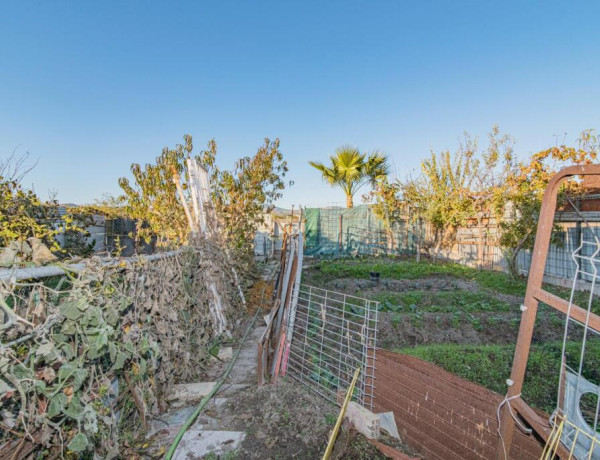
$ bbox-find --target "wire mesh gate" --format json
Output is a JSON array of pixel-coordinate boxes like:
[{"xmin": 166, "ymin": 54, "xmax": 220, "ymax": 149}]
[{"xmin": 285, "ymin": 284, "xmax": 378, "ymax": 410}]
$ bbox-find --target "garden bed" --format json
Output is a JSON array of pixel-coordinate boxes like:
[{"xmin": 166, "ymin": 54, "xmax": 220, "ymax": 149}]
[{"xmin": 302, "ymin": 256, "xmax": 595, "ymax": 413}]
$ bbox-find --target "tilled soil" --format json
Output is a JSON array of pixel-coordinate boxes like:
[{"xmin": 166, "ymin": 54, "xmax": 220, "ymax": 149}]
[
  {"xmin": 378, "ymin": 310, "xmax": 568, "ymax": 349},
  {"xmin": 318, "ymin": 276, "xmax": 523, "ymax": 305},
  {"xmin": 222, "ymin": 378, "xmax": 335, "ymax": 459},
  {"xmin": 220, "ymin": 378, "xmax": 406, "ymax": 459},
  {"xmin": 306, "ymin": 275, "xmax": 570, "ymax": 350}
]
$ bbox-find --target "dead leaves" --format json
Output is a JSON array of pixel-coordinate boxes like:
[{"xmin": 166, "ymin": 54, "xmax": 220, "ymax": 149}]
[
  {"xmin": 1, "ymin": 243, "xmax": 239, "ymax": 458},
  {"xmin": 36, "ymin": 367, "xmax": 56, "ymax": 384}
]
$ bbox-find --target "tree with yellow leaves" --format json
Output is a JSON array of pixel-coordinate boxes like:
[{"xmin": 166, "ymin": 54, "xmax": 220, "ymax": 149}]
[{"xmin": 499, "ymin": 130, "xmax": 598, "ymax": 277}]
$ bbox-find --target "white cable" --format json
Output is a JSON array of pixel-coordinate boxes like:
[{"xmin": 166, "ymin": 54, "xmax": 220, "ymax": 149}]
[{"xmin": 496, "ymin": 392, "xmax": 532, "ymax": 460}]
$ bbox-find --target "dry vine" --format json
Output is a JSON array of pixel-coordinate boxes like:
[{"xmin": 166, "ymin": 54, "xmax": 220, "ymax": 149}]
[{"xmin": 0, "ymin": 240, "xmax": 241, "ymax": 458}]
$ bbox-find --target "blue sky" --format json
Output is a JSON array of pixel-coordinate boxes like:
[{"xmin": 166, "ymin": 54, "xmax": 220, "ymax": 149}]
[{"xmin": 1, "ymin": 1, "xmax": 599, "ymax": 208}]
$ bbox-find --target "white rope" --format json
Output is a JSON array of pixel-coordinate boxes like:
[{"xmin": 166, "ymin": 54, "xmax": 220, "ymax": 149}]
[{"xmin": 496, "ymin": 384, "xmax": 532, "ymax": 460}]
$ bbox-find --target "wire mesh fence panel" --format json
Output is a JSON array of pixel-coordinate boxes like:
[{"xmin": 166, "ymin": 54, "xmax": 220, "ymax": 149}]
[
  {"xmin": 286, "ymin": 284, "xmax": 378, "ymax": 409},
  {"xmin": 545, "ymin": 238, "xmax": 600, "ymax": 459},
  {"xmin": 515, "ymin": 224, "xmax": 599, "ymax": 283}
]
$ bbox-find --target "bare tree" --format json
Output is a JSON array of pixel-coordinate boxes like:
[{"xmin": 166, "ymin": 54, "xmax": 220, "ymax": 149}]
[{"xmin": 0, "ymin": 147, "xmax": 38, "ymax": 182}]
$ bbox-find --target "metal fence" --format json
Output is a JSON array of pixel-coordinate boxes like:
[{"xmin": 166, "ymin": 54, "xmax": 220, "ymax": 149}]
[
  {"xmin": 285, "ymin": 284, "xmax": 379, "ymax": 409},
  {"xmin": 303, "ymin": 205, "xmax": 418, "ymax": 257}
]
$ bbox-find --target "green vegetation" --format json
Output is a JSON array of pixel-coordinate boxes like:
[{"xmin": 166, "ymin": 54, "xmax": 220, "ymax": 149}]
[
  {"xmin": 0, "ymin": 154, "xmax": 93, "ymax": 260},
  {"xmin": 119, "ymin": 134, "xmax": 287, "ymax": 256},
  {"xmin": 498, "ymin": 130, "xmax": 599, "ymax": 277},
  {"xmin": 373, "ymin": 289, "xmax": 513, "ymax": 314},
  {"xmin": 324, "ymin": 413, "xmax": 337, "ymax": 426},
  {"xmin": 308, "ymin": 257, "xmax": 527, "ymax": 296},
  {"xmin": 360, "ymin": 126, "xmax": 599, "ymax": 277},
  {"xmin": 397, "ymin": 340, "xmax": 600, "ymax": 414},
  {"xmin": 309, "ymin": 146, "xmax": 389, "ymax": 208}
]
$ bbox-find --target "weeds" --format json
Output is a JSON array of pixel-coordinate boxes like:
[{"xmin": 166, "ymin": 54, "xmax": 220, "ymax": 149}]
[{"xmin": 324, "ymin": 413, "xmax": 337, "ymax": 426}]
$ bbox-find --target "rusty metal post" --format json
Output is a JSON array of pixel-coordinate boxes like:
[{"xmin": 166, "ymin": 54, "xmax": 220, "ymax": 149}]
[{"xmin": 496, "ymin": 165, "xmax": 600, "ymax": 459}]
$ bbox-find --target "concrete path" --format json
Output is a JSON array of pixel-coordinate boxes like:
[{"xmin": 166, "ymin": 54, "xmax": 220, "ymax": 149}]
[{"xmin": 148, "ymin": 325, "xmax": 265, "ymax": 459}]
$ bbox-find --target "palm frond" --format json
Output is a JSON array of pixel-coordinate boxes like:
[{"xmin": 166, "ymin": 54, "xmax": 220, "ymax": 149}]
[{"xmin": 309, "ymin": 146, "xmax": 390, "ymax": 206}]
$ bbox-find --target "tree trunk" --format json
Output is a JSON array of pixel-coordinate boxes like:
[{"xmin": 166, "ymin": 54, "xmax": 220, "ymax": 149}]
[
  {"xmin": 346, "ymin": 194, "xmax": 354, "ymax": 208},
  {"xmin": 477, "ymin": 216, "xmax": 484, "ymax": 271},
  {"xmin": 433, "ymin": 228, "xmax": 442, "ymax": 261},
  {"xmin": 386, "ymin": 227, "xmax": 394, "ymax": 254},
  {"xmin": 416, "ymin": 218, "xmax": 422, "ymax": 263},
  {"xmin": 507, "ymin": 230, "xmax": 532, "ymax": 279}
]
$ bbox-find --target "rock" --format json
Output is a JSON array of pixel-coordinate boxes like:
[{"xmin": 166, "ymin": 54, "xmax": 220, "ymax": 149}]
[{"xmin": 173, "ymin": 430, "xmax": 245, "ymax": 459}]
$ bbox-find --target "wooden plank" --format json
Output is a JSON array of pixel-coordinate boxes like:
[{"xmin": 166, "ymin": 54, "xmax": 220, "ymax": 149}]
[
  {"xmin": 533, "ymin": 287, "xmax": 600, "ymax": 333},
  {"xmin": 512, "ymin": 397, "xmax": 571, "ymax": 459},
  {"xmin": 345, "ymin": 401, "xmax": 380, "ymax": 439},
  {"xmin": 367, "ymin": 439, "xmax": 421, "ymax": 460}
]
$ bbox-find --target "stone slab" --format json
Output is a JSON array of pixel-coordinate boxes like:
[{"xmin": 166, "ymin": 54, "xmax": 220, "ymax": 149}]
[{"xmin": 173, "ymin": 430, "xmax": 246, "ymax": 459}]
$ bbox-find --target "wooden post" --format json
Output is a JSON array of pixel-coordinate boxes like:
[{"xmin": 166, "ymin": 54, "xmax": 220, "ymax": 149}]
[
  {"xmin": 478, "ymin": 217, "xmax": 484, "ymax": 270},
  {"xmin": 338, "ymin": 214, "xmax": 343, "ymax": 255},
  {"xmin": 416, "ymin": 218, "xmax": 422, "ymax": 263}
]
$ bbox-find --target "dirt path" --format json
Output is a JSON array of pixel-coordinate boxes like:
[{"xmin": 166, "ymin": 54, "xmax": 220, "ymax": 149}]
[{"xmin": 145, "ymin": 324, "xmax": 343, "ymax": 459}]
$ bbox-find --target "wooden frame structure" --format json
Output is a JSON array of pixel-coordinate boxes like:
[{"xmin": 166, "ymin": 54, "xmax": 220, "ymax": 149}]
[{"xmin": 497, "ymin": 165, "xmax": 600, "ymax": 459}]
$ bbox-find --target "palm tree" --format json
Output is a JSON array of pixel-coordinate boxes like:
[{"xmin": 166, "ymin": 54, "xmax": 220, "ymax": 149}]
[{"xmin": 309, "ymin": 146, "xmax": 390, "ymax": 207}]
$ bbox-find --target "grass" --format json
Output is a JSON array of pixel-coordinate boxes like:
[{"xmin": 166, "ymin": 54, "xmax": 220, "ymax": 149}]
[{"xmin": 395, "ymin": 340, "xmax": 600, "ymax": 414}]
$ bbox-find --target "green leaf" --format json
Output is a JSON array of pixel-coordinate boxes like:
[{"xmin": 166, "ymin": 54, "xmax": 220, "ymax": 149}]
[
  {"xmin": 140, "ymin": 336, "xmax": 150, "ymax": 354},
  {"xmin": 52, "ymin": 333, "xmax": 68, "ymax": 343},
  {"xmin": 96, "ymin": 329, "xmax": 108, "ymax": 348},
  {"xmin": 63, "ymin": 395, "xmax": 84, "ymax": 419},
  {"xmin": 0, "ymin": 357, "xmax": 10, "ymax": 373},
  {"xmin": 60, "ymin": 320, "xmax": 77, "ymax": 335},
  {"xmin": 58, "ymin": 362, "xmax": 87, "ymax": 389},
  {"xmin": 84, "ymin": 306, "xmax": 103, "ymax": 327},
  {"xmin": 58, "ymin": 362, "xmax": 76, "ymax": 380},
  {"xmin": 35, "ymin": 342, "xmax": 55, "ymax": 357},
  {"xmin": 48, "ymin": 393, "xmax": 67, "ymax": 417},
  {"xmin": 105, "ymin": 305, "xmax": 119, "ymax": 326},
  {"xmin": 113, "ymin": 351, "xmax": 127, "ymax": 370},
  {"xmin": 67, "ymin": 432, "xmax": 88, "ymax": 452},
  {"xmin": 119, "ymin": 297, "xmax": 129, "ymax": 311},
  {"xmin": 139, "ymin": 358, "xmax": 147, "ymax": 375},
  {"xmin": 33, "ymin": 380, "xmax": 52, "ymax": 397},
  {"xmin": 59, "ymin": 342, "xmax": 76, "ymax": 360},
  {"xmin": 108, "ymin": 342, "xmax": 117, "ymax": 362},
  {"xmin": 75, "ymin": 298, "xmax": 88, "ymax": 311},
  {"xmin": 59, "ymin": 301, "xmax": 83, "ymax": 320},
  {"xmin": 124, "ymin": 341, "xmax": 135, "ymax": 354},
  {"xmin": 0, "ymin": 379, "xmax": 15, "ymax": 397},
  {"xmin": 12, "ymin": 363, "xmax": 34, "ymax": 380}
]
